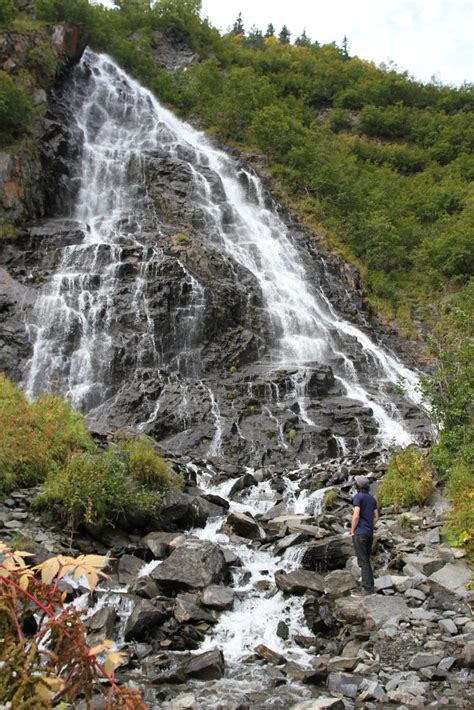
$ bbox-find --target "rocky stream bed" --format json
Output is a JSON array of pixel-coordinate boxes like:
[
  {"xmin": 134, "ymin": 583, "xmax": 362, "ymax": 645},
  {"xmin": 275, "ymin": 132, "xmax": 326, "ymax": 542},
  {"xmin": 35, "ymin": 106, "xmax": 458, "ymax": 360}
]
[{"xmin": 2, "ymin": 451, "xmax": 472, "ymax": 710}]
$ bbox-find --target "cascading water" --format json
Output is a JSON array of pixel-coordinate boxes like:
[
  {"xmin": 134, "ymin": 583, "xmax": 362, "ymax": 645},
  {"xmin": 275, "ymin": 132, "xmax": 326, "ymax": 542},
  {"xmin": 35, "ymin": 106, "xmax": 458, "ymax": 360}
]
[{"xmin": 23, "ymin": 49, "xmax": 427, "ymax": 453}]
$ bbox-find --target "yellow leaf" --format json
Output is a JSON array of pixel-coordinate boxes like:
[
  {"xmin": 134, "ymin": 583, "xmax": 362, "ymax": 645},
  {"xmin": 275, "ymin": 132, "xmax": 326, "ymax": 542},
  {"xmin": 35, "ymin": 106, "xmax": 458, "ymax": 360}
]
[
  {"xmin": 19, "ymin": 574, "xmax": 30, "ymax": 591},
  {"xmin": 89, "ymin": 639, "xmax": 113, "ymax": 656},
  {"xmin": 40, "ymin": 558, "xmax": 60, "ymax": 586},
  {"xmin": 82, "ymin": 554, "xmax": 109, "ymax": 569}
]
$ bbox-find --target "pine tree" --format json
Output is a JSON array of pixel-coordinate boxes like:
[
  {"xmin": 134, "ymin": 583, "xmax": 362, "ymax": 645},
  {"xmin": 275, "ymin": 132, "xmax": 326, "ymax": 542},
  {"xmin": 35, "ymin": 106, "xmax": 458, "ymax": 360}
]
[
  {"xmin": 295, "ymin": 29, "xmax": 311, "ymax": 47},
  {"xmin": 245, "ymin": 25, "xmax": 264, "ymax": 49},
  {"xmin": 342, "ymin": 35, "xmax": 350, "ymax": 60},
  {"xmin": 265, "ymin": 23, "xmax": 275, "ymax": 38},
  {"xmin": 279, "ymin": 25, "xmax": 291, "ymax": 44},
  {"xmin": 231, "ymin": 12, "xmax": 244, "ymax": 36}
]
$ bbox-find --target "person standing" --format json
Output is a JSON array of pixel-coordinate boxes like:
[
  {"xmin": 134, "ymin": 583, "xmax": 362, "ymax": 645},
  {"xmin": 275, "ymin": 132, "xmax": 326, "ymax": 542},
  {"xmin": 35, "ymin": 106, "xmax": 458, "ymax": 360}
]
[{"xmin": 351, "ymin": 475, "xmax": 378, "ymax": 594}]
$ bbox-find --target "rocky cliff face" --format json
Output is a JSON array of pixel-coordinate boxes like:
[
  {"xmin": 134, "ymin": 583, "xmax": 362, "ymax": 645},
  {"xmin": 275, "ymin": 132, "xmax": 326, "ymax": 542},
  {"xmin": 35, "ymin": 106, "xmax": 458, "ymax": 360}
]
[
  {"xmin": 0, "ymin": 43, "xmax": 431, "ymax": 470},
  {"xmin": 0, "ymin": 21, "xmax": 88, "ymax": 225}
]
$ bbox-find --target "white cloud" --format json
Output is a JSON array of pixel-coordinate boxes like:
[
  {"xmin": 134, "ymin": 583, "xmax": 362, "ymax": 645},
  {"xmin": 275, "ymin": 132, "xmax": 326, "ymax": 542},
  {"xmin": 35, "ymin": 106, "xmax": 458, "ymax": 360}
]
[{"xmin": 200, "ymin": 0, "xmax": 473, "ymax": 85}]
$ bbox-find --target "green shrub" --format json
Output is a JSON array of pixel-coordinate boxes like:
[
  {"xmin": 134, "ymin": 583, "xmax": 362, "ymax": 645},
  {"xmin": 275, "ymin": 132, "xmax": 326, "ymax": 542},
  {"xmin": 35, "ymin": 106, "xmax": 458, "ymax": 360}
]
[
  {"xmin": 28, "ymin": 42, "xmax": 57, "ymax": 86},
  {"xmin": 328, "ymin": 108, "xmax": 352, "ymax": 133},
  {"xmin": 0, "ymin": 71, "xmax": 35, "ymax": 145},
  {"xmin": 0, "ymin": 375, "xmax": 94, "ymax": 493},
  {"xmin": 322, "ymin": 489, "xmax": 337, "ymax": 510},
  {"xmin": 0, "ymin": 0, "xmax": 17, "ymax": 26},
  {"xmin": 117, "ymin": 435, "xmax": 176, "ymax": 490},
  {"xmin": 377, "ymin": 446, "xmax": 434, "ymax": 509},
  {"xmin": 443, "ymin": 461, "xmax": 474, "ymax": 556},
  {"xmin": 0, "ymin": 221, "xmax": 18, "ymax": 240},
  {"xmin": 34, "ymin": 450, "xmax": 164, "ymax": 529}
]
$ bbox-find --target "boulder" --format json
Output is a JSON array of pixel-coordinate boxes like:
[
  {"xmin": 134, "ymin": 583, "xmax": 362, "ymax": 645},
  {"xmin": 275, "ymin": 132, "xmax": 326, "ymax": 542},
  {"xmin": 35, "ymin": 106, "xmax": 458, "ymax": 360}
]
[
  {"xmin": 182, "ymin": 648, "xmax": 225, "ymax": 680},
  {"xmin": 323, "ymin": 569, "xmax": 357, "ymax": 596},
  {"xmin": 201, "ymin": 585, "xmax": 234, "ymax": 610},
  {"xmin": 428, "ymin": 561, "xmax": 471, "ymax": 596},
  {"xmin": 334, "ymin": 594, "xmax": 410, "ymax": 629},
  {"xmin": 402, "ymin": 554, "xmax": 445, "ymax": 577},
  {"xmin": 86, "ymin": 607, "xmax": 117, "ymax": 639},
  {"xmin": 117, "ymin": 555, "xmax": 145, "ymax": 585},
  {"xmin": 124, "ymin": 599, "xmax": 168, "ymax": 641},
  {"xmin": 327, "ymin": 672, "xmax": 362, "ymax": 699},
  {"xmin": 143, "ymin": 532, "xmax": 181, "ymax": 559},
  {"xmin": 174, "ymin": 594, "xmax": 216, "ymax": 624},
  {"xmin": 254, "ymin": 644, "xmax": 285, "ymax": 665},
  {"xmin": 226, "ymin": 511, "xmax": 264, "ymax": 540},
  {"xmin": 275, "ymin": 570, "xmax": 325, "ymax": 595},
  {"xmin": 302, "ymin": 535, "xmax": 353, "ymax": 571},
  {"xmin": 151, "ymin": 539, "xmax": 227, "ymax": 590},
  {"xmin": 409, "ymin": 652, "xmax": 443, "ymax": 669}
]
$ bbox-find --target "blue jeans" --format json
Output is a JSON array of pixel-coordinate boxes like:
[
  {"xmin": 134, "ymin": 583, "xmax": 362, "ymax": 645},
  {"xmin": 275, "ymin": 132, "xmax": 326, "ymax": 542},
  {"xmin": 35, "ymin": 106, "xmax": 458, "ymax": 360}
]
[{"xmin": 353, "ymin": 534, "xmax": 374, "ymax": 592}]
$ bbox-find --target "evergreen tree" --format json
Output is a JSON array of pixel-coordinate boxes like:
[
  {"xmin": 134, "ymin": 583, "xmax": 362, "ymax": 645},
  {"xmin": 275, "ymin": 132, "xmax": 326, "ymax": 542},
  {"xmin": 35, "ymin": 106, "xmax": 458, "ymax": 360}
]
[
  {"xmin": 279, "ymin": 25, "xmax": 291, "ymax": 44},
  {"xmin": 265, "ymin": 23, "xmax": 275, "ymax": 38},
  {"xmin": 245, "ymin": 25, "xmax": 264, "ymax": 49},
  {"xmin": 231, "ymin": 11, "xmax": 244, "ymax": 36},
  {"xmin": 295, "ymin": 29, "xmax": 311, "ymax": 47},
  {"xmin": 342, "ymin": 35, "xmax": 350, "ymax": 60}
]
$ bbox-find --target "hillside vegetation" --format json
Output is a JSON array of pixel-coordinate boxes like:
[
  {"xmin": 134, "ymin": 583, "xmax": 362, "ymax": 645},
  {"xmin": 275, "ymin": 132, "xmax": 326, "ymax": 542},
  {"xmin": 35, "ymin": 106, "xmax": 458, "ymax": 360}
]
[{"xmin": 1, "ymin": 0, "xmax": 472, "ymax": 551}]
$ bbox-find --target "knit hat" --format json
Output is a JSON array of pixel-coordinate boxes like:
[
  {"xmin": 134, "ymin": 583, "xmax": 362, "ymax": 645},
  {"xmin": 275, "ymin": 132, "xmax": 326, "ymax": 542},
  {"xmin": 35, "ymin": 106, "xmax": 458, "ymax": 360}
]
[{"xmin": 355, "ymin": 475, "xmax": 370, "ymax": 489}]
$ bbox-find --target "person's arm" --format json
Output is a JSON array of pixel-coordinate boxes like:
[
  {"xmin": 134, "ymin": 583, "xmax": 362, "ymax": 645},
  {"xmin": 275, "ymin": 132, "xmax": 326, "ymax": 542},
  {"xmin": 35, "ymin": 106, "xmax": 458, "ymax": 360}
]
[
  {"xmin": 374, "ymin": 507, "xmax": 379, "ymax": 525},
  {"xmin": 351, "ymin": 506, "xmax": 360, "ymax": 535}
]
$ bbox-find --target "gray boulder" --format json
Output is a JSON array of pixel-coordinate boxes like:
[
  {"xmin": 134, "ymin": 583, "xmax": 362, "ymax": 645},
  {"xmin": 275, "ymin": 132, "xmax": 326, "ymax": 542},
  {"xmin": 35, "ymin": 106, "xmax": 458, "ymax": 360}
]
[
  {"xmin": 275, "ymin": 570, "xmax": 325, "ymax": 595},
  {"xmin": 182, "ymin": 648, "xmax": 225, "ymax": 680},
  {"xmin": 151, "ymin": 539, "xmax": 227, "ymax": 590},
  {"xmin": 201, "ymin": 585, "xmax": 234, "ymax": 609},
  {"xmin": 124, "ymin": 599, "xmax": 168, "ymax": 641}
]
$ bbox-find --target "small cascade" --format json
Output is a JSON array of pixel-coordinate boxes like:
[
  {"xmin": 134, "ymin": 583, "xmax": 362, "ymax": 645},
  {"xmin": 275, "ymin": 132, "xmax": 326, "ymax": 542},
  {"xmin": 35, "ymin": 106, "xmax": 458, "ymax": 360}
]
[{"xmin": 206, "ymin": 386, "xmax": 224, "ymax": 458}]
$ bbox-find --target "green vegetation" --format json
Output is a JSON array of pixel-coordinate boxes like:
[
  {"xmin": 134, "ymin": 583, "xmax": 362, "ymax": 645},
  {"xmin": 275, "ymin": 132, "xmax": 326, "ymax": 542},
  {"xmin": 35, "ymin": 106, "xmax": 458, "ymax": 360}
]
[
  {"xmin": 422, "ymin": 283, "xmax": 474, "ymax": 556},
  {"xmin": 377, "ymin": 446, "xmax": 434, "ymax": 509},
  {"xmin": 0, "ymin": 71, "xmax": 35, "ymax": 145},
  {"xmin": 27, "ymin": 41, "xmax": 57, "ymax": 86},
  {"xmin": 322, "ymin": 489, "xmax": 338, "ymax": 510},
  {"xmin": 0, "ymin": 374, "xmax": 93, "ymax": 493},
  {"xmin": 0, "ymin": 376, "xmax": 179, "ymax": 529},
  {"xmin": 0, "ymin": 221, "xmax": 18, "ymax": 240},
  {"xmin": 0, "ymin": 0, "xmax": 17, "ymax": 26}
]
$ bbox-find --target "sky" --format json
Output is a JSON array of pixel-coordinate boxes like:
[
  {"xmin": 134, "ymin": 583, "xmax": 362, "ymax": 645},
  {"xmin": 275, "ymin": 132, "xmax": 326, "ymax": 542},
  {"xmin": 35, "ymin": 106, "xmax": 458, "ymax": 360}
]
[{"xmin": 200, "ymin": 0, "xmax": 473, "ymax": 86}]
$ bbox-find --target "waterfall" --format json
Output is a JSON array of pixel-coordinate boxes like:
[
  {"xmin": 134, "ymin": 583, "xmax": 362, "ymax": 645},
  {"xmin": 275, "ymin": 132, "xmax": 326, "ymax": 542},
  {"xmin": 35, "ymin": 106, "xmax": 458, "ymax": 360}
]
[{"xmin": 24, "ymin": 49, "xmax": 427, "ymax": 453}]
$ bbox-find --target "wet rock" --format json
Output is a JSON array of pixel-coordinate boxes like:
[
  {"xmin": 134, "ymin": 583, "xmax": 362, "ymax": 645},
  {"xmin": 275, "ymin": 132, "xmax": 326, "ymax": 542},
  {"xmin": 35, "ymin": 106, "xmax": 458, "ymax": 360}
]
[
  {"xmin": 182, "ymin": 648, "xmax": 225, "ymax": 680},
  {"xmin": 201, "ymin": 585, "xmax": 234, "ymax": 609},
  {"xmin": 117, "ymin": 554, "xmax": 144, "ymax": 584},
  {"xmin": 143, "ymin": 531, "xmax": 181, "ymax": 559},
  {"xmin": 123, "ymin": 599, "xmax": 168, "ymax": 641},
  {"xmin": 290, "ymin": 699, "xmax": 344, "ymax": 710},
  {"xmin": 254, "ymin": 644, "xmax": 285, "ymax": 665},
  {"xmin": 226, "ymin": 511, "xmax": 264, "ymax": 540},
  {"xmin": 86, "ymin": 607, "xmax": 117, "ymax": 639},
  {"xmin": 130, "ymin": 575, "xmax": 160, "ymax": 599},
  {"xmin": 284, "ymin": 660, "xmax": 328, "ymax": 684},
  {"xmin": 151, "ymin": 539, "xmax": 227, "ymax": 590},
  {"xmin": 277, "ymin": 620, "xmax": 289, "ymax": 640},
  {"xmin": 275, "ymin": 569, "xmax": 325, "ymax": 595},
  {"xmin": 302, "ymin": 535, "xmax": 353, "ymax": 571},
  {"xmin": 174, "ymin": 594, "xmax": 216, "ymax": 624}
]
